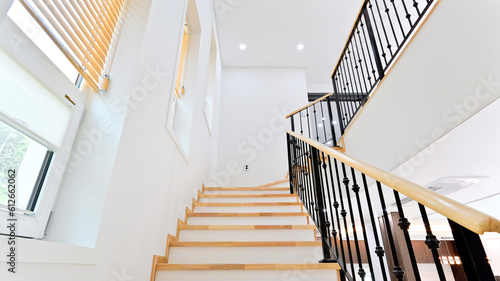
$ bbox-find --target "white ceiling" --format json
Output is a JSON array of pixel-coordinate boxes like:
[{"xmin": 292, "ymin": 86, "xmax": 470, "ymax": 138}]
[{"xmin": 214, "ymin": 0, "xmax": 363, "ymax": 85}]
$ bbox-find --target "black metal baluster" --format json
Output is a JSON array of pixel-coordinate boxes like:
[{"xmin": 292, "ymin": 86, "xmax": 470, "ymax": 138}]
[
  {"xmin": 319, "ymin": 152, "xmax": 335, "ymax": 260},
  {"xmin": 295, "ymin": 140, "xmax": 304, "ymax": 204},
  {"xmin": 324, "ymin": 155, "xmax": 339, "ymax": 258},
  {"xmin": 299, "ymin": 110, "xmax": 304, "ymax": 135},
  {"xmin": 342, "ymin": 165, "xmax": 365, "ymax": 281},
  {"xmin": 345, "ymin": 45, "xmax": 363, "ymax": 110},
  {"xmin": 412, "ymin": 0, "xmax": 421, "ymax": 16},
  {"xmin": 389, "ymin": 0, "xmax": 406, "ymax": 38},
  {"xmin": 418, "ymin": 203, "xmax": 446, "ymax": 281},
  {"xmin": 350, "ymin": 169, "xmax": 375, "ymax": 280},
  {"xmin": 362, "ymin": 174, "xmax": 388, "ymax": 281},
  {"xmin": 448, "ymin": 220, "xmax": 496, "ymax": 281},
  {"xmin": 345, "ymin": 48, "xmax": 361, "ymax": 117},
  {"xmin": 393, "ymin": 191, "xmax": 421, "ymax": 281},
  {"xmin": 286, "ymin": 134, "xmax": 295, "ymax": 194},
  {"xmin": 399, "ymin": 0, "xmax": 413, "ymax": 27},
  {"xmin": 301, "ymin": 140, "xmax": 313, "ymax": 218},
  {"xmin": 310, "ymin": 147, "xmax": 334, "ymax": 262},
  {"xmin": 305, "ymin": 144, "xmax": 317, "ymax": 223},
  {"xmin": 351, "ymin": 27, "xmax": 369, "ymax": 96},
  {"xmin": 381, "ymin": 0, "xmax": 401, "ymax": 48},
  {"xmin": 340, "ymin": 56, "xmax": 355, "ymax": 120},
  {"xmin": 312, "ymin": 104, "xmax": 320, "ymax": 142},
  {"xmin": 372, "ymin": 0, "xmax": 394, "ymax": 58},
  {"xmin": 306, "ymin": 108, "xmax": 312, "ymax": 140},
  {"xmin": 367, "ymin": 1, "xmax": 390, "ymax": 66},
  {"xmin": 338, "ymin": 68, "xmax": 351, "ymax": 130},
  {"xmin": 319, "ymin": 102, "xmax": 329, "ymax": 144},
  {"xmin": 357, "ymin": 19, "xmax": 375, "ymax": 89},
  {"xmin": 363, "ymin": 6, "xmax": 386, "ymax": 82},
  {"xmin": 326, "ymin": 96, "xmax": 338, "ymax": 146},
  {"xmin": 376, "ymin": 181, "xmax": 405, "ymax": 281},
  {"xmin": 333, "ymin": 159, "xmax": 354, "ymax": 279},
  {"xmin": 359, "ymin": 18, "xmax": 379, "ymax": 90},
  {"xmin": 332, "ymin": 158, "xmax": 349, "ymax": 277},
  {"xmin": 332, "ymin": 78, "xmax": 345, "ymax": 135},
  {"xmin": 337, "ymin": 161, "xmax": 357, "ymax": 280}
]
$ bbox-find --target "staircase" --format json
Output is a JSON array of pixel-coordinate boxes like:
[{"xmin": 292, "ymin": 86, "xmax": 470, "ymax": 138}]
[{"xmin": 151, "ymin": 182, "xmax": 340, "ymax": 281}]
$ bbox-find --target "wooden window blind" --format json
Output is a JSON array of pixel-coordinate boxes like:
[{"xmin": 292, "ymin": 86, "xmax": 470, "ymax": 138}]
[
  {"xmin": 18, "ymin": 0, "xmax": 127, "ymax": 92},
  {"xmin": 175, "ymin": 18, "xmax": 190, "ymax": 99}
]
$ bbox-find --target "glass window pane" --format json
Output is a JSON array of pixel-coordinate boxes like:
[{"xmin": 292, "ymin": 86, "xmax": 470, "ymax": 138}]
[{"xmin": 0, "ymin": 120, "xmax": 50, "ymax": 211}]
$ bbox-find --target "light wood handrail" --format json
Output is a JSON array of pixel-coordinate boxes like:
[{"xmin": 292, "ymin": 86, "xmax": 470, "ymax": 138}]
[
  {"xmin": 286, "ymin": 93, "xmax": 333, "ymax": 119},
  {"xmin": 286, "ymin": 130, "xmax": 500, "ymax": 234}
]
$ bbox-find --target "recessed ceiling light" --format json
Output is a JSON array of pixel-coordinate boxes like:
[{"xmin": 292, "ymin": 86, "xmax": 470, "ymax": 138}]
[
  {"xmin": 239, "ymin": 44, "xmax": 246, "ymax": 50},
  {"xmin": 297, "ymin": 44, "xmax": 304, "ymax": 50}
]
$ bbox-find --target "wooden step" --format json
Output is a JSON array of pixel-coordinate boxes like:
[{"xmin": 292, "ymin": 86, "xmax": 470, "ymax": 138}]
[
  {"xmin": 170, "ymin": 241, "xmax": 322, "ymax": 247},
  {"xmin": 155, "ymin": 268, "xmax": 340, "ymax": 281},
  {"xmin": 204, "ymin": 187, "xmax": 290, "ymax": 191},
  {"xmin": 198, "ymin": 196, "xmax": 298, "ymax": 203},
  {"xmin": 193, "ymin": 202, "xmax": 302, "ymax": 207},
  {"xmin": 180, "ymin": 225, "xmax": 316, "ymax": 230},
  {"xmin": 187, "ymin": 212, "xmax": 308, "ymax": 217},
  {"xmin": 157, "ymin": 263, "xmax": 340, "ymax": 270},
  {"xmin": 199, "ymin": 194, "xmax": 298, "ymax": 198}
]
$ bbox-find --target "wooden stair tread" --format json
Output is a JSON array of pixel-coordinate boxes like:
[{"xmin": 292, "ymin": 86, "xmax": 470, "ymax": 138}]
[
  {"xmin": 180, "ymin": 225, "xmax": 317, "ymax": 230},
  {"xmin": 204, "ymin": 187, "xmax": 289, "ymax": 191},
  {"xmin": 194, "ymin": 202, "xmax": 302, "ymax": 207},
  {"xmin": 187, "ymin": 212, "xmax": 308, "ymax": 217},
  {"xmin": 169, "ymin": 241, "xmax": 322, "ymax": 247},
  {"xmin": 199, "ymin": 194, "xmax": 298, "ymax": 198},
  {"xmin": 157, "ymin": 263, "xmax": 340, "ymax": 271}
]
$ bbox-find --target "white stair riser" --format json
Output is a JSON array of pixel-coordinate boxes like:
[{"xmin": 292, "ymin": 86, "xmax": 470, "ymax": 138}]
[
  {"xmin": 157, "ymin": 270, "xmax": 338, "ymax": 281},
  {"xmin": 169, "ymin": 246, "xmax": 323, "ymax": 264},
  {"xmin": 187, "ymin": 216, "xmax": 309, "ymax": 225},
  {"xmin": 178, "ymin": 229, "xmax": 315, "ymax": 242},
  {"xmin": 199, "ymin": 197, "xmax": 297, "ymax": 203},
  {"xmin": 203, "ymin": 190, "xmax": 290, "ymax": 195},
  {"xmin": 194, "ymin": 206, "xmax": 302, "ymax": 213}
]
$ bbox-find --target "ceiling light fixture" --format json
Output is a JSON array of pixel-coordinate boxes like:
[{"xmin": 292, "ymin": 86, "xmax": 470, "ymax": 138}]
[
  {"xmin": 239, "ymin": 44, "xmax": 246, "ymax": 50},
  {"xmin": 297, "ymin": 44, "xmax": 304, "ymax": 50}
]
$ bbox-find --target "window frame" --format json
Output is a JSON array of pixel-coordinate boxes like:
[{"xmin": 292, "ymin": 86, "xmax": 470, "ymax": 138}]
[{"xmin": 0, "ymin": 17, "xmax": 84, "ymax": 239}]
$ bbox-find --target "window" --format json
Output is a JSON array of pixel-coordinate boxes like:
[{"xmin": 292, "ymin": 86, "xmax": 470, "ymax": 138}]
[
  {"xmin": 12, "ymin": 0, "xmax": 127, "ymax": 92},
  {"xmin": 175, "ymin": 17, "xmax": 191, "ymax": 99},
  {"xmin": 166, "ymin": 0, "xmax": 201, "ymax": 160},
  {"xmin": 0, "ymin": 45, "xmax": 83, "ymax": 238},
  {"xmin": 0, "ymin": 120, "xmax": 53, "ymax": 212},
  {"xmin": 8, "ymin": 1, "xmax": 79, "ymax": 83}
]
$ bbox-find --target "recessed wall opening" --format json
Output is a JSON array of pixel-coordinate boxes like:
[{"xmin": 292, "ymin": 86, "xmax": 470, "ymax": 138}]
[{"xmin": 166, "ymin": 0, "xmax": 201, "ymax": 159}]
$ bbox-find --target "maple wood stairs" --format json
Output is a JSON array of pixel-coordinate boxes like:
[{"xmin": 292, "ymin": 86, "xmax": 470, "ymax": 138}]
[{"xmin": 151, "ymin": 183, "xmax": 340, "ymax": 281}]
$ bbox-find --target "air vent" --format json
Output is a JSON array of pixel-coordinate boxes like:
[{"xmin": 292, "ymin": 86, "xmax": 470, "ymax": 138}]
[{"xmin": 394, "ymin": 177, "xmax": 487, "ymax": 206}]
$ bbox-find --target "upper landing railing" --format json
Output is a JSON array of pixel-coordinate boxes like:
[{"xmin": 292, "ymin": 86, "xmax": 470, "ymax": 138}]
[{"xmin": 332, "ymin": 0, "xmax": 436, "ymax": 134}]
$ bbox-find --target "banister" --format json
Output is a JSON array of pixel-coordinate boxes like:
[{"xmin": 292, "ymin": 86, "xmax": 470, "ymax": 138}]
[
  {"xmin": 286, "ymin": 129, "xmax": 500, "ymax": 235},
  {"xmin": 286, "ymin": 93, "xmax": 333, "ymax": 119}
]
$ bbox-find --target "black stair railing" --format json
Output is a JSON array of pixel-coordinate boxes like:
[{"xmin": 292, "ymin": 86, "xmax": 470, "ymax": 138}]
[
  {"xmin": 332, "ymin": 0, "xmax": 436, "ymax": 133},
  {"xmin": 286, "ymin": 130, "xmax": 499, "ymax": 281},
  {"xmin": 286, "ymin": 93, "xmax": 343, "ymax": 147}
]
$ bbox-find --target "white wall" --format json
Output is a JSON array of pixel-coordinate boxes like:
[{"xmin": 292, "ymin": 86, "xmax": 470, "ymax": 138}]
[
  {"xmin": 307, "ymin": 82, "xmax": 333, "ymax": 93},
  {"xmin": 43, "ymin": 0, "xmax": 153, "ymax": 248},
  {"xmin": 0, "ymin": 0, "xmax": 222, "ymax": 280},
  {"xmin": 215, "ymin": 68, "xmax": 308, "ymax": 187}
]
